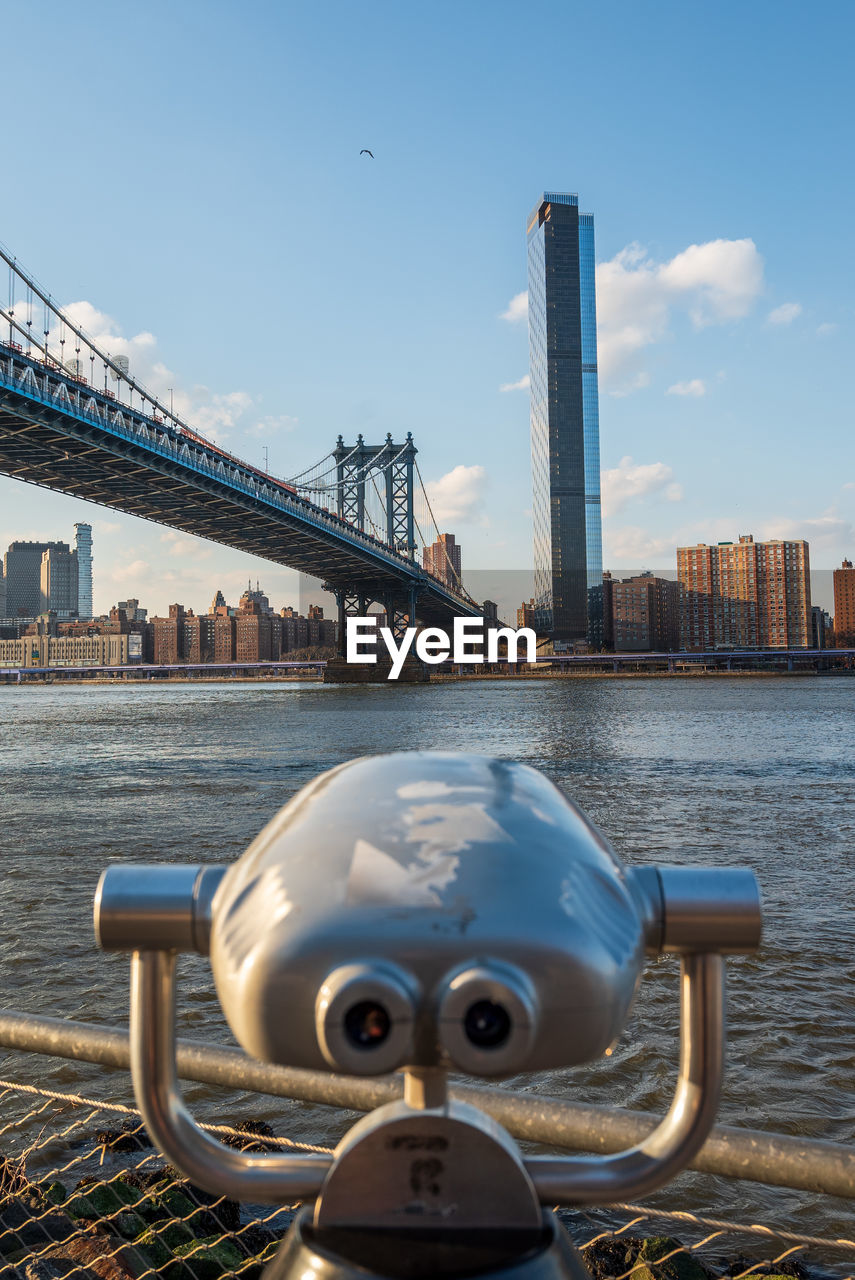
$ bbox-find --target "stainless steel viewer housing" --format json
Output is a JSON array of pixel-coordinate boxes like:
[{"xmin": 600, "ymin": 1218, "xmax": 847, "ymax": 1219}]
[{"xmin": 93, "ymin": 751, "xmax": 762, "ymax": 1272}]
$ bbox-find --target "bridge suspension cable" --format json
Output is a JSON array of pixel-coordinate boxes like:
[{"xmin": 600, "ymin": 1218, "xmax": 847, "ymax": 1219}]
[
  {"xmin": 414, "ymin": 459, "xmax": 478, "ymax": 606},
  {"xmin": 284, "ymin": 450, "xmax": 339, "ymax": 486},
  {"xmin": 0, "ymin": 239, "xmax": 479, "ymax": 605},
  {"xmin": 0, "ymin": 240, "xmax": 211, "ymax": 443},
  {"xmin": 0, "ymin": 241, "xmax": 342, "ymax": 512},
  {"xmin": 285, "ymin": 440, "xmax": 418, "ymax": 536}
]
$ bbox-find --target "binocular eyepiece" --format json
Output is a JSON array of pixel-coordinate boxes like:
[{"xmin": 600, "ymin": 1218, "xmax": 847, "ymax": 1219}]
[
  {"xmin": 94, "ymin": 751, "xmax": 763, "ymax": 1280},
  {"xmin": 312, "ymin": 957, "xmax": 538, "ymax": 1077},
  {"xmin": 315, "ymin": 961, "xmax": 417, "ymax": 1075}
]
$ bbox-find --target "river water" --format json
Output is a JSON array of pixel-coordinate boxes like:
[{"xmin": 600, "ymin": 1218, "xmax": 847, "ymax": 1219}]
[{"xmin": 0, "ymin": 676, "xmax": 852, "ymax": 1240}]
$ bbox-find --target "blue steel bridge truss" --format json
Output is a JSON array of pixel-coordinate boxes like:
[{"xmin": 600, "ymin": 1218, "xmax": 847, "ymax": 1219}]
[{"xmin": 0, "ymin": 247, "xmax": 479, "ymax": 632}]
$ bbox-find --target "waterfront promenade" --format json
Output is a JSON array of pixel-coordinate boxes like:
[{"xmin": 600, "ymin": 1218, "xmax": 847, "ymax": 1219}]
[{"xmin": 1, "ymin": 647, "xmax": 853, "ymax": 684}]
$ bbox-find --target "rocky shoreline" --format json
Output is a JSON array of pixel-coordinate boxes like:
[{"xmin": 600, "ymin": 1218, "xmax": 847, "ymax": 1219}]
[{"xmin": 0, "ymin": 1121, "xmax": 824, "ymax": 1280}]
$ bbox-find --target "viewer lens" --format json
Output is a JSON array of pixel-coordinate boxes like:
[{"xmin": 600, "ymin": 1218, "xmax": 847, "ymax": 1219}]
[
  {"xmin": 344, "ymin": 1000, "xmax": 391, "ymax": 1049},
  {"xmin": 464, "ymin": 999, "xmax": 511, "ymax": 1049}
]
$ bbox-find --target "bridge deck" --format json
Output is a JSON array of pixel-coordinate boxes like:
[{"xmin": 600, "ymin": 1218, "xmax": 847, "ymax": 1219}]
[{"xmin": 0, "ymin": 342, "xmax": 478, "ymax": 622}]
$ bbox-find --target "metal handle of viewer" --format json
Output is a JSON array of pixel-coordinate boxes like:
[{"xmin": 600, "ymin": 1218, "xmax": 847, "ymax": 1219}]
[
  {"xmin": 130, "ymin": 950, "xmax": 331, "ymax": 1203},
  {"xmin": 97, "ymin": 865, "xmax": 762, "ymax": 959},
  {"xmin": 108, "ymin": 861, "xmax": 745, "ymax": 1206},
  {"xmin": 130, "ymin": 947, "xmax": 722, "ymax": 1208},
  {"xmin": 95, "ymin": 865, "xmax": 227, "ymax": 954},
  {"xmin": 525, "ymin": 953, "xmax": 724, "ymax": 1204}
]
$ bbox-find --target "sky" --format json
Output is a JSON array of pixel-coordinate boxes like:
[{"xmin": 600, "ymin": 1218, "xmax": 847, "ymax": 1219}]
[{"xmin": 0, "ymin": 0, "xmax": 852, "ymax": 616}]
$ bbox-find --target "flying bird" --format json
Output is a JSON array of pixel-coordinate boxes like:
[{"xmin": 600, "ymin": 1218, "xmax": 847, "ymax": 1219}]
[{"xmin": 360, "ymin": 149, "xmax": 374, "ymax": 158}]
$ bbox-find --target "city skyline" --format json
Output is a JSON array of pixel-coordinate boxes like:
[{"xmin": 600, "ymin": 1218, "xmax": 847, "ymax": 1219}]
[
  {"xmin": 0, "ymin": 523, "xmax": 847, "ymax": 627},
  {"xmin": 2, "ymin": 517, "xmax": 846, "ymax": 643},
  {"xmin": 0, "ymin": 3, "xmax": 852, "ymax": 618}
]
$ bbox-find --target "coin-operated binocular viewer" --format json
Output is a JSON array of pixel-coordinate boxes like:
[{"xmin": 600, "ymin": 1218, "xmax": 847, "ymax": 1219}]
[{"xmin": 95, "ymin": 753, "xmax": 762, "ymax": 1280}]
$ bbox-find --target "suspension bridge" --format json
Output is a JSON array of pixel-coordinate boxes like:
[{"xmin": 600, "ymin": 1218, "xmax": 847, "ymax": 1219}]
[{"xmin": 0, "ymin": 243, "xmax": 481, "ymax": 636}]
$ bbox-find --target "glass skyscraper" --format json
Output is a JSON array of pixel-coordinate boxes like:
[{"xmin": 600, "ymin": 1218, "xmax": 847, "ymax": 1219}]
[
  {"xmin": 527, "ymin": 192, "xmax": 602, "ymax": 642},
  {"xmin": 74, "ymin": 522, "xmax": 93, "ymax": 619}
]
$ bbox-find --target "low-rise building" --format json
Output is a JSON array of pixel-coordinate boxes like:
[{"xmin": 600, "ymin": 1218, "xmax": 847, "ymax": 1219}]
[{"xmin": 0, "ymin": 634, "xmax": 129, "ymax": 667}]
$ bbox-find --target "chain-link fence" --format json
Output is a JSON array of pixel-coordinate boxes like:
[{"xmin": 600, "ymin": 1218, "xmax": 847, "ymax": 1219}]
[
  {"xmin": 0, "ymin": 1079, "xmax": 316, "ymax": 1279},
  {"xmin": 0, "ymin": 1079, "xmax": 850, "ymax": 1280}
]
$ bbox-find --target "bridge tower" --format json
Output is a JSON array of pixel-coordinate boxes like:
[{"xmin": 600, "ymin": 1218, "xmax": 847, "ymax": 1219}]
[
  {"xmin": 330, "ymin": 434, "xmax": 419, "ymax": 651},
  {"xmin": 333, "ymin": 433, "xmax": 416, "ymax": 559}
]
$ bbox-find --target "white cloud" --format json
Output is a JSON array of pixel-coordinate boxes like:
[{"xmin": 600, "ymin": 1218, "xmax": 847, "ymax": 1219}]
[
  {"xmin": 160, "ymin": 531, "xmax": 213, "ymax": 560},
  {"xmin": 601, "ymin": 456, "xmax": 683, "ymax": 518},
  {"xmin": 604, "ymin": 526, "xmax": 673, "ymax": 563},
  {"xmin": 424, "ymin": 464, "xmax": 487, "ymax": 524},
  {"xmin": 56, "ymin": 300, "xmax": 265, "ymax": 446},
  {"xmin": 817, "ymin": 322, "xmax": 838, "ymax": 337},
  {"xmin": 186, "ymin": 389, "xmax": 253, "ymax": 440},
  {"xmin": 666, "ymin": 379, "xmax": 706, "ymax": 397},
  {"xmin": 500, "ymin": 291, "xmax": 528, "ymax": 323},
  {"xmin": 60, "ymin": 301, "xmax": 158, "ymax": 383},
  {"xmin": 767, "ymin": 302, "xmax": 802, "ymax": 326},
  {"xmin": 596, "ymin": 238, "xmax": 764, "ymax": 393},
  {"xmin": 760, "ymin": 513, "xmax": 854, "ymax": 550},
  {"xmin": 658, "ymin": 240, "xmax": 765, "ymax": 324},
  {"xmin": 107, "ymin": 558, "xmax": 151, "ymax": 585},
  {"xmin": 499, "ymin": 374, "xmax": 530, "ymax": 393}
]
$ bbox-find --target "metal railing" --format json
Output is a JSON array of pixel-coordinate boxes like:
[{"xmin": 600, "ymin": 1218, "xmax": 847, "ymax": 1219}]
[{"xmin": 0, "ymin": 1009, "xmax": 851, "ymax": 1201}]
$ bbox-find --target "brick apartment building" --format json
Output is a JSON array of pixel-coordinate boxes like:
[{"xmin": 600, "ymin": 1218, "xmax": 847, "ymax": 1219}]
[
  {"xmin": 236, "ymin": 601, "xmax": 273, "ymax": 663},
  {"xmin": 611, "ymin": 572, "xmax": 679, "ymax": 652},
  {"xmin": 423, "ymin": 533, "xmax": 462, "ymax": 590},
  {"xmin": 147, "ymin": 590, "xmax": 336, "ymax": 665},
  {"xmin": 517, "ymin": 599, "xmax": 536, "ymax": 630},
  {"xmin": 677, "ymin": 535, "xmax": 811, "ymax": 650},
  {"xmin": 185, "ymin": 614, "xmax": 217, "ymax": 664},
  {"xmin": 214, "ymin": 613, "xmax": 237, "ymax": 663},
  {"xmin": 586, "ymin": 572, "xmax": 678, "ymax": 651},
  {"xmin": 833, "ymin": 558, "xmax": 855, "ymax": 647},
  {"xmin": 152, "ymin": 604, "xmax": 185, "ymax": 664}
]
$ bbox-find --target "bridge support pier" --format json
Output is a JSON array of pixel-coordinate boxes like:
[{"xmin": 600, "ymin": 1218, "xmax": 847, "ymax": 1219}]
[
  {"xmin": 324, "ymin": 582, "xmax": 428, "ymax": 683},
  {"xmin": 333, "ymin": 589, "xmax": 370, "ymax": 657}
]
